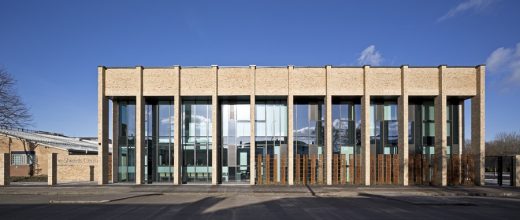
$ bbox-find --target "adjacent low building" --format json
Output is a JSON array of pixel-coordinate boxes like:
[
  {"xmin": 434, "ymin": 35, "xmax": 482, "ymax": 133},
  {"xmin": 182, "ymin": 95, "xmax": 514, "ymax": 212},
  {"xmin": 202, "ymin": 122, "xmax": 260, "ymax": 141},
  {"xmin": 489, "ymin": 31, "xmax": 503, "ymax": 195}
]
[
  {"xmin": 97, "ymin": 65, "xmax": 485, "ymax": 186},
  {"xmin": 0, "ymin": 127, "xmax": 110, "ymax": 183}
]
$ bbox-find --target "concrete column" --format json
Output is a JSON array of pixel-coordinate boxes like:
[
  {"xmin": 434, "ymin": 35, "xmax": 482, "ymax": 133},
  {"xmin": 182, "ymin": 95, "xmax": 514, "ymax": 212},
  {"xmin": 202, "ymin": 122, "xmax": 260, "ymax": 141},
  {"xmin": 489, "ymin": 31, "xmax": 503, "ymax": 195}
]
[
  {"xmin": 326, "ymin": 95, "xmax": 332, "ymax": 185},
  {"xmin": 112, "ymin": 100, "xmax": 119, "ymax": 183},
  {"xmin": 361, "ymin": 65, "xmax": 371, "ymax": 186},
  {"xmin": 250, "ymin": 65, "xmax": 256, "ymax": 185},
  {"xmin": 456, "ymin": 101, "xmax": 464, "ymax": 155},
  {"xmin": 472, "ymin": 65, "xmax": 486, "ymax": 185},
  {"xmin": 211, "ymin": 65, "xmax": 218, "ymax": 185},
  {"xmin": 325, "ymin": 65, "xmax": 332, "ymax": 185},
  {"xmin": 48, "ymin": 153, "xmax": 57, "ymax": 186},
  {"xmin": 515, "ymin": 155, "xmax": 520, "ymax": 187},
  {"xmin": 455, "ymin": 101, "xmax": 464, "ymax": 183},
  {"xmin": 0, "ymin": 153, "xmax": 9, "ymax": 186},
  {"xmin": 173, "ymin": 65, "xmax": 181, "ymax": 185},
  {"xmin": 97, "ymin": 66, "xmax": 109, "ymax": 185},
  {"xmin": 135, "ymin": 66, "xmax": 145, "ymax": 185},
  {"xmin": 288, "ymin": 95, "xmax": 294, "ymax": 185},
  {"xmin": 434, "ymin": 65, "xmax": 448, "ymax": 186},
  {"xmin": 288, "ymin": 65, "xmax": 294, "ymax": 185},
  {"xmin": 398, "ymin": 65, "xmax": 409, "ymax": 186},
  {"xmin": 361, "ymin": 94, "xmax": 371, "ymax": 186}
]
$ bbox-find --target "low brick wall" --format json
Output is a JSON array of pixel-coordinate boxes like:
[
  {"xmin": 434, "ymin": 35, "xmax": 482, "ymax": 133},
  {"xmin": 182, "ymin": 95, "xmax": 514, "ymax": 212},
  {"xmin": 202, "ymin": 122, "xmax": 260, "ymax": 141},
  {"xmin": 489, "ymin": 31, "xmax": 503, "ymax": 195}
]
[
  {"xmin": 57, "ymin": 154, "xmax": 98, "ymax": 182},
  {"xmin": 1, "ymin": 136, "xmax": 112, "ymax": 183},
  {"xmin": 10, "ymin": 165, "xmax": 30, "ymax": 176}
]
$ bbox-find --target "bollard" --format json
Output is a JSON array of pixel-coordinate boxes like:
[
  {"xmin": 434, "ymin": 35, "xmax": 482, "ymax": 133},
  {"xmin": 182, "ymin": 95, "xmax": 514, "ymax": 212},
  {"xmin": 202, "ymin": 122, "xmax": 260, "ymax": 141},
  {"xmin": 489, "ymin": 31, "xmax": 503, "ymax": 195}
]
[
  {"xmin": 48, "ymin": 153, "xmax": 57, "ymax": 186},
  {"xmin": 0, "ymin": 153, "xmax": 10, "ymax": 186}
]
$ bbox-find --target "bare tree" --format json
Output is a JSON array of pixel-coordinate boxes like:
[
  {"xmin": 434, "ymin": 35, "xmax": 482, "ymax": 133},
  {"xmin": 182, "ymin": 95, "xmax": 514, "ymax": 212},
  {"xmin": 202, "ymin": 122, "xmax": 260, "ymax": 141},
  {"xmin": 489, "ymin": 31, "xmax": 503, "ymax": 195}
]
[
  {"xmin": 0, "ymin": 68, "xmax": 32, "ymax": 128},
  {"xmin": 486, "ymin": 131, "xmax": 520, "ymax": 156}
]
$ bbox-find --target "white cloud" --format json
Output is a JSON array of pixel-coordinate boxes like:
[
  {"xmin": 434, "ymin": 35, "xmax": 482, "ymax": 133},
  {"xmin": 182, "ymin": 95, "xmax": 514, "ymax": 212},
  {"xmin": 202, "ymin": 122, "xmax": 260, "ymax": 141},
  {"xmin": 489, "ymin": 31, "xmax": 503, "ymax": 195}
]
[
  {"xmin": 486, "ymin": 47, "xmax": 513, "ymax": 72},
  {"xmin": 357, "ymin": 45, "xmax": 383, "ymax": 66},
  {"xmin": 437, "ymin": 0, "xmax": 495, "ymax": 22},
  {"xmin": 486, "ymin": 43, "xmax": 520, "ymax": 85}
]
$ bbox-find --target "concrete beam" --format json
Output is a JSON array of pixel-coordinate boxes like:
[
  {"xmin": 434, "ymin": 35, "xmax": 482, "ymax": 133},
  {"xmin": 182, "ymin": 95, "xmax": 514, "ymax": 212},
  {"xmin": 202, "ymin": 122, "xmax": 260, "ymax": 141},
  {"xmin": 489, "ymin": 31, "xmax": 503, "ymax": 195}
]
[
  {"xmin": 361, "ymin": 65, "xmax": 371, "ymax": 186},
  {"xmin": 174, "ymin": 66, "xmax": 181, "ymax": 185},
  {"xmin": 288, "ymin": 65, "xmax": 294, "ymax": 185},
  {"xmin": 398, "ymin": 66, "xmax": 409, "ymax": 186},
  {"xmin": 212, "ymin": 65, "xmax": 218, "ymax": 185},
  {"xmin": 434, "ymin": 65, "xmax": 447, "ymax": 186},
  {"xmin": 250, "ymin": 65, "xmax": 256, "ymax": 185},
  {"xmin": 135, "ymin": 66, "xmax": 145, "ymax": 185}
]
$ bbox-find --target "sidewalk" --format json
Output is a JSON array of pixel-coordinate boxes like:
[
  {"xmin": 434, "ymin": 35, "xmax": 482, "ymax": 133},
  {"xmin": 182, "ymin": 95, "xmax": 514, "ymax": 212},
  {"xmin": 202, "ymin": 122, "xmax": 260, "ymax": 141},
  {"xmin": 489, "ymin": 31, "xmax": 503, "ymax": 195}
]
[{"xmin": 1, "ymin": 184, "xmax": 520, "ymax": 198}]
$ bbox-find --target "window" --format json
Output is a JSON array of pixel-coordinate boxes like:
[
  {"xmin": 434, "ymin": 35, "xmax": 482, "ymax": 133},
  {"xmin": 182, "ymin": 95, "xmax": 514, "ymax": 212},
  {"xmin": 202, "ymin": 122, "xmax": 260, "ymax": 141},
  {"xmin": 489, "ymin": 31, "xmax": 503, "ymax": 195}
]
[
  {"xmin": 332, "ymin": 99, "xmax": 361, "ymax": 184},
  {"xmin": 11, "ymin": 152, "xmax": 35, "ymax": 165},
  {"xmin": 182, "ymin": 98, "xmax": 212, "ymax": 184},
  {"xmin": 255, "ymin": 99, "xmax": 288, "ymax": 184},
  {"xmin": 220, "ymin": 101, "xmax": 250, "ymax": 184},
  {"xmin": 294, "ymin": 98, "xmax": 325, "ymax": 184},
  {"xmin": 118, "ymin": 100, "xmax": 136, "ymax": 182}
]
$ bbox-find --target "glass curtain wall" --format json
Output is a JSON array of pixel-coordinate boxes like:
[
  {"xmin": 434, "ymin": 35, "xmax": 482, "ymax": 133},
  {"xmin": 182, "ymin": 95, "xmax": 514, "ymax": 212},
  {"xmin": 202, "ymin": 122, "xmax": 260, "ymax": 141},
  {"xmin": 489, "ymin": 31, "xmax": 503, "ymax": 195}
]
[
  {"xmin": 370, "ymin": 99, "xmax": 399, "ymax": 185},
  {"xmin": 447, "ymin": 99, "xmax": 461, "ymax": 185},
  {"xmin": 332, "ymin": 99, "xmax": 361, "ymax": 185},
  {"xmin": 220, "ymin": 100, "xmax": 251, "ymax": 184},
  {"xmin": 294, "ymin": 98, "xmax": 325, "ymax": 185},
  {"xmin": 408, "ymin": 99, "xmax": 435, "ymax": 185},
  {"xmin": 118, "ymin": 101, "xmax": 136, "ymax": 182},
  {"xmin": 255, "ymin": 99, "xmax": 288, "ymax": 185},
  {"xmin": 144, "ymin": 100, "xmax": 174, "ymax": 183},
  {"xmin": 182, "ymin": 98, "xmax": 212, "ymax": 184}
]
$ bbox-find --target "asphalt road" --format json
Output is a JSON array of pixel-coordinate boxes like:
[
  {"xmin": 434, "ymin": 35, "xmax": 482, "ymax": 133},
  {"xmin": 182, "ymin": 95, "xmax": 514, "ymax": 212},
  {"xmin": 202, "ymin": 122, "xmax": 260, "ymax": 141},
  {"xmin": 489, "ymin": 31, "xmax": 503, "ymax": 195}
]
[{"xmin": 1, "ymin": 193, "xmax": 520, "ymax": 219}]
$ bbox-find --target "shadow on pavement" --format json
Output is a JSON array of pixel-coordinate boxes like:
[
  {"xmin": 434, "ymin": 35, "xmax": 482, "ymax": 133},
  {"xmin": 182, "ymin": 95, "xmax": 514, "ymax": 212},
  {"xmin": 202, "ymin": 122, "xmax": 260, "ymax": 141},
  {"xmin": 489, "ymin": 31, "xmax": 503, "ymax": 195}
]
[{"xmin": 1, "ymin": 194, "xmax": 520, "ymax": 220}]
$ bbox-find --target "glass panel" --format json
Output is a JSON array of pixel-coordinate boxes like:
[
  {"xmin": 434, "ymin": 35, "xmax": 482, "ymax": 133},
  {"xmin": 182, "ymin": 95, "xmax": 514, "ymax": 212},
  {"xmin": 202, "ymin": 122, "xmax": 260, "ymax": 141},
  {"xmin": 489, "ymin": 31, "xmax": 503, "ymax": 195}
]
[
  {"xmin": 144, "ymin": 100, "xmax": 174, "ymax": 183},
  {"xmin": 294, "ymin": 99, "xmax": 325, "ymax": 184},
  {"xmin": 255, "ymin": 99, "xmax": 288, "ymax": 185},
  {"xmin": 408, "ymin": 99, "xmax": 436, "ymax": 185},
  {"xmin": 182, "ymin": 98, "xmax": 212, "ymax": 184},
  {"xmin": 221, "ymin": 102, "xmax": 250, "ymax": 184},
  {"xmin": 370, "ymin": 99, "xmax": 398, "ymax": 185},
  {"xmin": 332, "ymin": 100, "xmax": 361, "ymax": 184},
  {"xmin": 118, "ymin": 101, "xmax": 136, "ymax": 183}
]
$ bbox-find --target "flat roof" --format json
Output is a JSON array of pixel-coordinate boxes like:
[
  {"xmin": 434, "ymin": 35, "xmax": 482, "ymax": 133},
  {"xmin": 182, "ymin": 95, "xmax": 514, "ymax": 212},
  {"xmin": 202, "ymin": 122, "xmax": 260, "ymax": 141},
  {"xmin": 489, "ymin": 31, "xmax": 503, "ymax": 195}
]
[{"xmin": 100, "ymin": 65, "xmax": 485, "ymax": 69}]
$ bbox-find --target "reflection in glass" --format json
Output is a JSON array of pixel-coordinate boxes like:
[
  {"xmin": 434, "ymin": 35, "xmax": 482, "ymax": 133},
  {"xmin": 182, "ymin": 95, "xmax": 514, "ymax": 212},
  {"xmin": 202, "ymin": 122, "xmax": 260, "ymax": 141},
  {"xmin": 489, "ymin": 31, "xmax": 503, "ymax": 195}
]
[
  {"xmin": 144, "ymin": 100, "xmax": 174, "ymax": 183},
  {"xmin": 182, "ymin": 98, "xmax": 212, "ymax": 183},
  {"xmin": 118, "ymin": 101, "xmax": 136, "ymax": 182},
  {"xmin": 221, "ymin": 101, "xmax": 250, "ymax": 184},
  {"xmin": 408, "ymin": 99, "xmax": 434, "ymax": 185},
  {"xmin": 332, "ymin": 99, "xmax": 361, "ymax": 184},
  {"xmin": 294, "ymin": 98, "xmax": 325, "ymax": 184},
  {"xmin": 370, "ymin": 99, "xmax": 399, "ymax": 184},
  {"xmin": 255, "ymin": 99, "xmax": 288, "ymax": 184},
  {"xmin": 447, "ymin": 100, "xmax": 461, "ymax": 185}
]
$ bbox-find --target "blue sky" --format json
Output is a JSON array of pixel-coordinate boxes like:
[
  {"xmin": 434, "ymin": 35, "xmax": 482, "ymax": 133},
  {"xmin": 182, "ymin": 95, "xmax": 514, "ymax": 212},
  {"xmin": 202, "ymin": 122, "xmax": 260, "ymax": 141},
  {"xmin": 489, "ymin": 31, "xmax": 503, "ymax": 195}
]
[{"xmin": 0, "ymin": 0, "xmax": 519, "ymax": 140}]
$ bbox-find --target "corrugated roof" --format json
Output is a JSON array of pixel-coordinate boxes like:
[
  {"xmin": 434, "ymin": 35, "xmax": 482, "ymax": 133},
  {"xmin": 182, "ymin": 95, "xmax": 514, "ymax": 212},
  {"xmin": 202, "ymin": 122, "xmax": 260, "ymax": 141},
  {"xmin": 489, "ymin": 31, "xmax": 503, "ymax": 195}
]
[{"xmin": 0, "ymin": 128, "xmax": 105, "ymax": 154}]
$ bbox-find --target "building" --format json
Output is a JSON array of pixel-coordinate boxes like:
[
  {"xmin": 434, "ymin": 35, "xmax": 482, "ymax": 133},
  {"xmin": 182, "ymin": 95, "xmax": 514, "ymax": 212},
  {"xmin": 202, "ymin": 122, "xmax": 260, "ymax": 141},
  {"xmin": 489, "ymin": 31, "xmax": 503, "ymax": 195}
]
[
  {"xmin": 97, "ymin": 65, "xmax": 485, "ymax": 186},
  {"xmin": 0, "ymin": 127, "xmax": 109, "ymax": 183}
]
